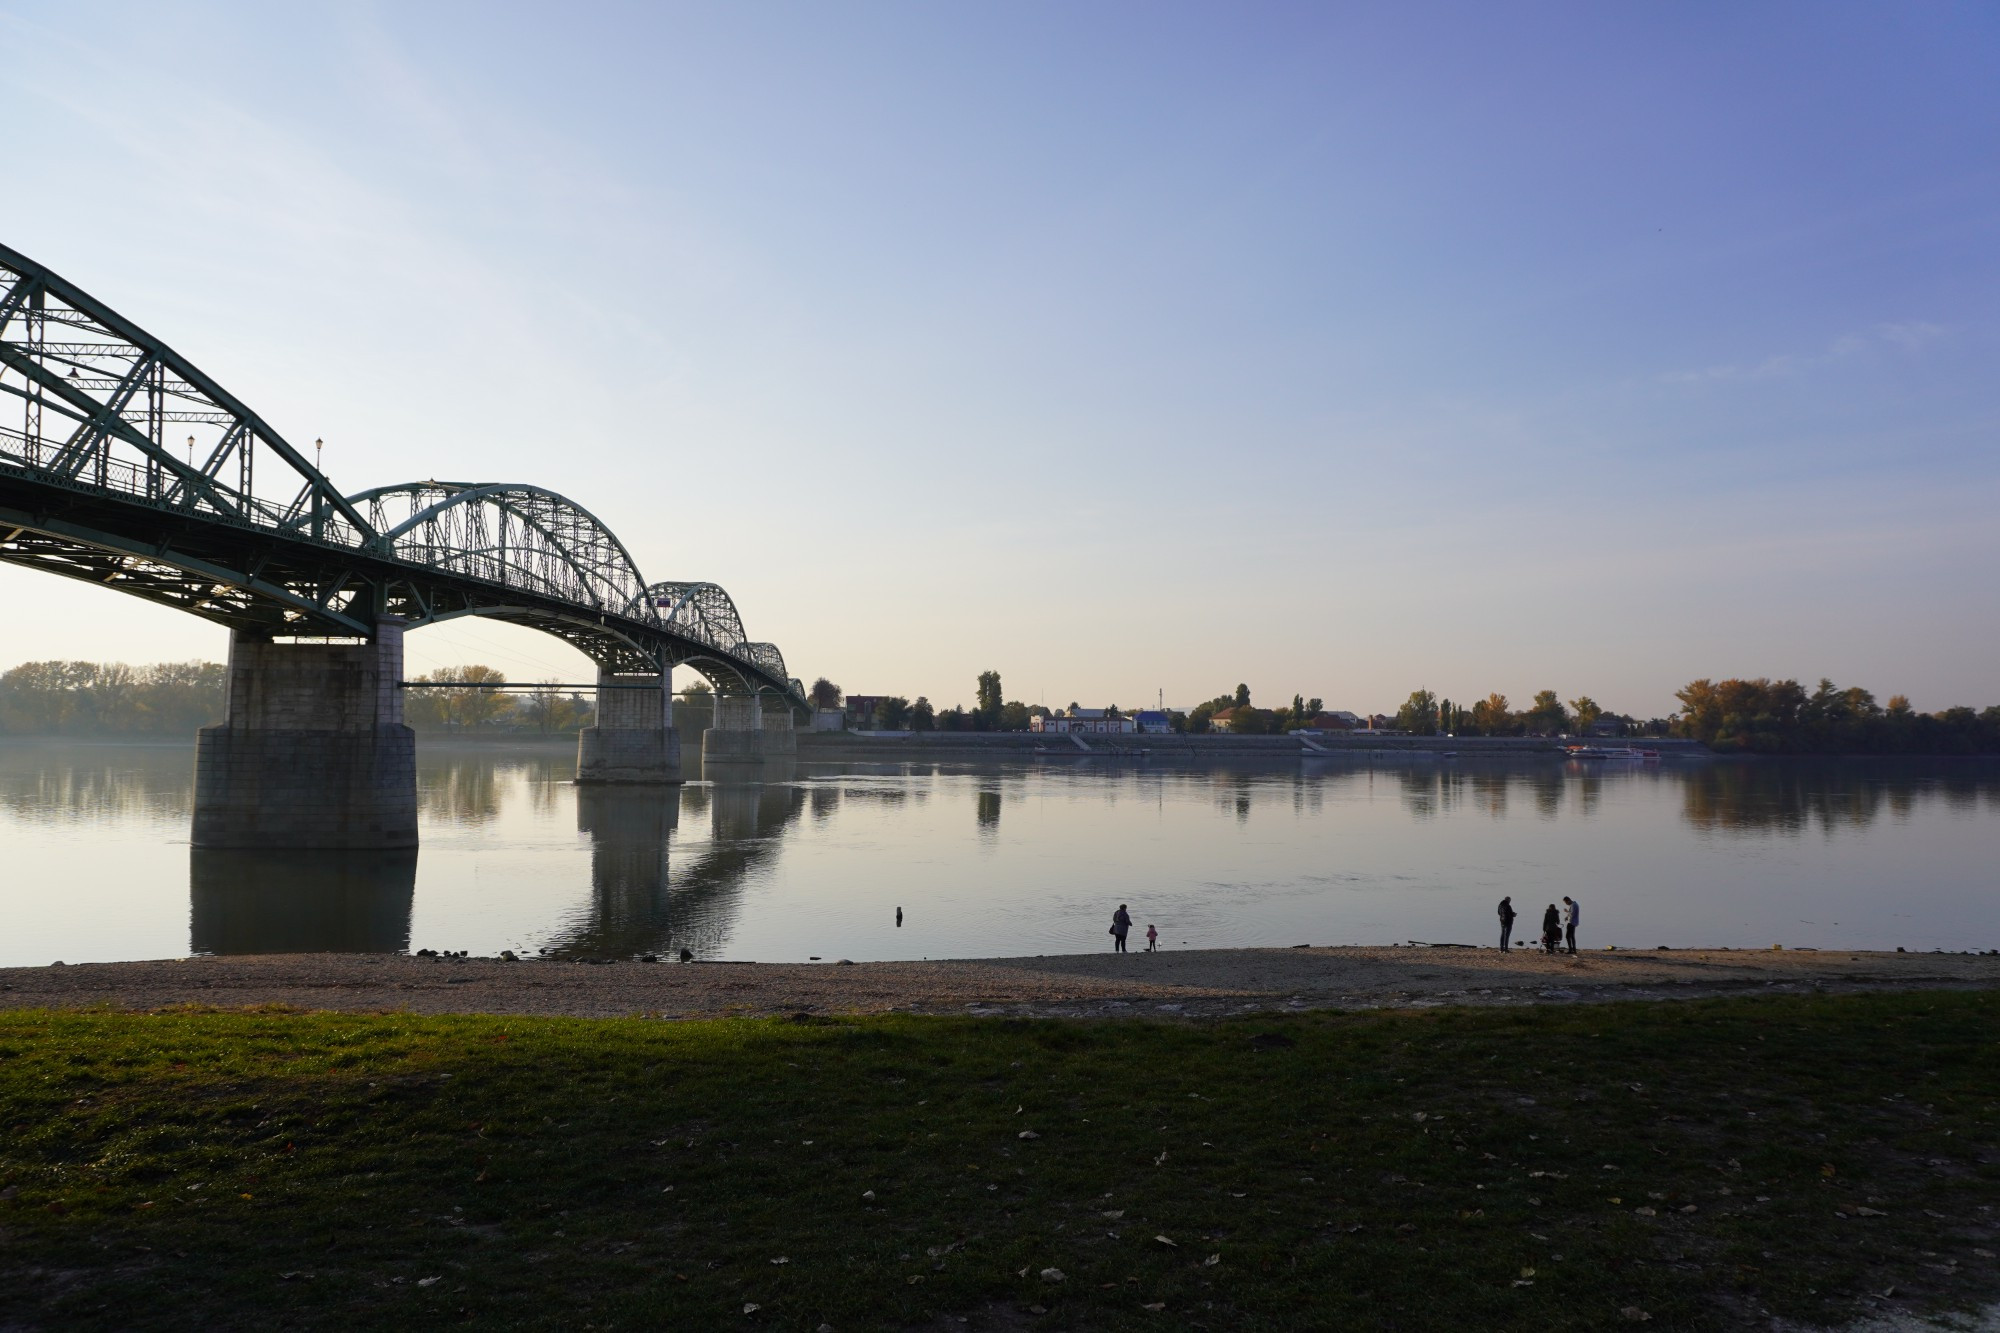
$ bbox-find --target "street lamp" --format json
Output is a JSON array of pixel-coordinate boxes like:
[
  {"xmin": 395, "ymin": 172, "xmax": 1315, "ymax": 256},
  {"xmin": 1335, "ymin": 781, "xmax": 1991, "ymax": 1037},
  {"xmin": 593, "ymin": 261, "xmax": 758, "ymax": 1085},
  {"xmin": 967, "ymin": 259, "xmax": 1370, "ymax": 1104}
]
[
  {"xmin": 315, "ymin": 438, "xmax": 323, "ymax": 474},
  {"xmin": 186, "ymin": 435, "xmax": 195, "ymax": 467}
]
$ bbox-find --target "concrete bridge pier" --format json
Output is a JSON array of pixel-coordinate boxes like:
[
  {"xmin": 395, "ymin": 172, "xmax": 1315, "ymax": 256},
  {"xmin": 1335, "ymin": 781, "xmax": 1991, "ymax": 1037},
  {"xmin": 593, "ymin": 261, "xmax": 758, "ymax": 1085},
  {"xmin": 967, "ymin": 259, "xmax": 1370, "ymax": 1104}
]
[
  {"xmin": 577, "ymin": 667, "xmax": 682, "ymax": 784},
  {"xmin": 192, "ymin": 621, "xmax": 418, "ymax": 849},
  {"xmin": 702, "ymin": 690, "xmax": 798, "ymax": 766}
]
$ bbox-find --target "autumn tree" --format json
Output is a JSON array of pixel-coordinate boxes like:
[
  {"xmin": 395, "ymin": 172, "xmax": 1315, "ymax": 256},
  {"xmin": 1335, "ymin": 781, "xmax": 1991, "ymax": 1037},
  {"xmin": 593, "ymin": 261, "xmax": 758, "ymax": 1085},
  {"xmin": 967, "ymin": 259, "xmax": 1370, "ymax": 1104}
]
[{"xmin": 1470, "ymin": 692, "xmax": 1512, "ymax": 736}]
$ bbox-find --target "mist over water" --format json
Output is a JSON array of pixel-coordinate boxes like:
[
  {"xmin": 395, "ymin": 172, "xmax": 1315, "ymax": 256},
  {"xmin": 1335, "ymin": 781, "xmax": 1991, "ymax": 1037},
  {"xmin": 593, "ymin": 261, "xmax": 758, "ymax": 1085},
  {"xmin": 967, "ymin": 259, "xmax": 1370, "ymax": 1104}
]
[{"xmin": 2, "ymin": 741, "xmax": 1996, "ymax": 968}]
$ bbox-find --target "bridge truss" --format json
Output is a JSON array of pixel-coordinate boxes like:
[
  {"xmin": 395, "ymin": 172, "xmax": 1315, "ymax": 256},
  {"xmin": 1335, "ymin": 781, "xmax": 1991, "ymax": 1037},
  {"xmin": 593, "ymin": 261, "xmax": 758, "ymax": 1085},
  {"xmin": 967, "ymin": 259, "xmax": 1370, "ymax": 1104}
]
[{"xmin": 0, "ymin": 242, "xmax": 803, "ymax": 704}]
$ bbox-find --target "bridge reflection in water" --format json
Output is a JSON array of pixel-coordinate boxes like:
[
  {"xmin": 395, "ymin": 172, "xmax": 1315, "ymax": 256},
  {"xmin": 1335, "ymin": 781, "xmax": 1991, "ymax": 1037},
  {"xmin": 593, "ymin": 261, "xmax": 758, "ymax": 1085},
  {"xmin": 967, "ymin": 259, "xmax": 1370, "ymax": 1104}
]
[
  {"xmin": 189, "ymin": 849, "xmax": 419, "ymax": 954},
  {"xmin": 184, "ymin": 762, "xmax": 803, "ymax": 957}
]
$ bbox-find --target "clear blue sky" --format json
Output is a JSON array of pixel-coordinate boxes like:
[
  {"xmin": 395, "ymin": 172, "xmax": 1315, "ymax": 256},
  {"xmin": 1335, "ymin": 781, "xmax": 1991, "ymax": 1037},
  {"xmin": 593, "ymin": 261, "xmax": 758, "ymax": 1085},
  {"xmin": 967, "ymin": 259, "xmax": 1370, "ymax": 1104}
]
[{"xmin": 3, "ymin": 2, "xmax": 1996, "ymax": 716}]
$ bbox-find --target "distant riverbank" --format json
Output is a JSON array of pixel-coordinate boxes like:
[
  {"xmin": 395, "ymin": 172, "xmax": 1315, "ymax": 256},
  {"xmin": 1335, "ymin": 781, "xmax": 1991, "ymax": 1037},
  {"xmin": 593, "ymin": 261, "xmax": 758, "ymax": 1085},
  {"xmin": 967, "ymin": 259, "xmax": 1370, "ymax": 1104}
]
[{"xmin": 798, "ymin": 730, "xmax": 1713, "ymax": 759}]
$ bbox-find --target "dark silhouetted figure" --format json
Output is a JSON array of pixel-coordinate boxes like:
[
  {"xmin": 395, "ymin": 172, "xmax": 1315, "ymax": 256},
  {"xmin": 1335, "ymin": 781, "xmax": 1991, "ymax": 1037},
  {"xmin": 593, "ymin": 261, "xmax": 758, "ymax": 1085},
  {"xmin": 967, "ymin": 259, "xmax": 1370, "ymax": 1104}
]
[
  {"xmin": 896, "ymin": 906, "xmax": 903, "ymax": 928},
  {"xmin": 1561, "ymin": 896, "xmax": 1579, "ymax": 954},
  {"xmin": 1541, "ymin": 903, "xmax": 1561, "ymax": 955},
  {"xmin": 1110, "ymin": 903, "xmax": 1131, "ymax": 953},
  {"xmin": 1497, "ymin": 896, "xmax": 1517, "ymax": 951}
]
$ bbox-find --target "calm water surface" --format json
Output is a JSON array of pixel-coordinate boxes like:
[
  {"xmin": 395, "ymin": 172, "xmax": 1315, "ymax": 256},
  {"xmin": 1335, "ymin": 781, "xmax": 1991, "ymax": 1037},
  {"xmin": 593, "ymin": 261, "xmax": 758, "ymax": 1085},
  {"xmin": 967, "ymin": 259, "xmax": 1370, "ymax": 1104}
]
[{"xmin": 2, "ymin": 741, "xmax": 1996, "ymax": 967}]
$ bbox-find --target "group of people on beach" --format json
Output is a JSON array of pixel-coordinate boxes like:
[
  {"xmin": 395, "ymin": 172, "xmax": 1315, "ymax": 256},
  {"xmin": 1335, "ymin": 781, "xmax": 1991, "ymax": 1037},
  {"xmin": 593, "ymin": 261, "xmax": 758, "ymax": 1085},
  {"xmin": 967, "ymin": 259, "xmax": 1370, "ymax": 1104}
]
[
  {"xmin": 1108, "ymin": 904, "xmax": 1157, "ymax": 953},
  {"xmin": 1105, "ymin": 896, "xmax": 1579, "ymax": 956},
  {"xmin": 1498, "ymin": 895, "xmax": 1579, "ymax": 954}
]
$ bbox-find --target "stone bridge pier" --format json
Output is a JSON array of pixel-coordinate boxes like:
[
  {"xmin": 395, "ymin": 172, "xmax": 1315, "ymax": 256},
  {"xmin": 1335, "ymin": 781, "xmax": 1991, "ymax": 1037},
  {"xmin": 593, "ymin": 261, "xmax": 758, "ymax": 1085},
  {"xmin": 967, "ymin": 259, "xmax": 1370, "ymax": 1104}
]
[
  {"xmin": 192, "ymin": 621, "xmax": 418, "ymax": 849},
  {"xmin": 577, "ymin": 667, "xmax": 682, "ymax": 784},
  {"xmin": 702, "ymin": 690, "xmax": 798, "ymax": 765}
]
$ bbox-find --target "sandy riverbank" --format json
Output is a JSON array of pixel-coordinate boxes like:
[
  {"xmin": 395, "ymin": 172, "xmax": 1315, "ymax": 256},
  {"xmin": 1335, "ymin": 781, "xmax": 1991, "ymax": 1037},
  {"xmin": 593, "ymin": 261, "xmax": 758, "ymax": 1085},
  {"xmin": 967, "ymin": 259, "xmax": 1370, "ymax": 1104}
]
[{"xmin": 3, "ymin": 945, "xmax": 1996, "ymax": 1020}]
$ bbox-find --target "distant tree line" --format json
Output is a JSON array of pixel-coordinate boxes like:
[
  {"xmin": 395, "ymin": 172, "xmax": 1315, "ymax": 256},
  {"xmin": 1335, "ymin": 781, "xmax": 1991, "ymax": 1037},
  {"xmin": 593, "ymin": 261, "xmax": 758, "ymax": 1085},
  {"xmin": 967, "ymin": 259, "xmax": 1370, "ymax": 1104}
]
[
  {"xmin": 0, "ymin": 660, "xmax": 597, "ymax": 737},
  {"xmin": 1387, "ymin": 688, "xmax": 1626, "ymax": 737},
  {"xmin": 1673, "ymin": 678, "xmax": 2000, "ymax": 754},
  {"xmin": 0, "ymin": 660, "xmax": 226, "ymax": 736},
  {"xmin": 1185, "ymin": 684, "xmax": 1321, "ymax": 735},
  {"xmin": 404, "ymin": 667, "xmax": 594, "ymax": 734},
  {"xmin": 820, "ymin": 670, "xmax": 1049, "ymax": 732}
]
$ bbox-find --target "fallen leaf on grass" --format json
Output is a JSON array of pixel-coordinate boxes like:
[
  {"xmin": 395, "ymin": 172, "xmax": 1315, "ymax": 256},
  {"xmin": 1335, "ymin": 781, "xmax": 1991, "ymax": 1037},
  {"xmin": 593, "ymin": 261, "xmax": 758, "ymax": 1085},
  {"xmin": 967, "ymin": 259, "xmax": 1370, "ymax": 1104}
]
[
  {"xmin": 1154, "ymin": 1235, "xmax": 1178, "ymax": 1248},
  {"xmin": 1102, "ymin": 1210, "xmax": 1125, "ymax": 1219},
  {"xmin": 1620, "ymin": 1307, "xmax": 1651, "ymax": 1322},
  {"xmin": 1204, "ymin": 1254, "xmax": 1220, "ymax": 1267},
  {"xmin": 417, "ymin": 1277, "xmax": 441, "ymax": 1288},
  {"xmin": 770, "ymin": 1257, "xmax": 788, "ymax": 1265},
  {"xmin": 1143, "ymin": 1303, "xmax": 1166, "ymax": 1311},
  {"xmin": 743, "ymin": 1303, "xmax": 759, "ymax": 1314},
  {"xmin": 1040, "ymin": 1267, "xmax": 1065, "ymax": 1282},
  {"xmin": 1018, "ymin": 1130, "xmax": 1041, "ymax": 1140}
]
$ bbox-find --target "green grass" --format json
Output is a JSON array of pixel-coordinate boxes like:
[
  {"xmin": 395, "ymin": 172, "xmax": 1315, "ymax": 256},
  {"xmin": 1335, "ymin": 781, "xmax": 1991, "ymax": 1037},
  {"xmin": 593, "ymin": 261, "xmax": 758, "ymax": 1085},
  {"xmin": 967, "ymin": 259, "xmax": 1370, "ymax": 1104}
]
[{"xmin": 1, "ymin": 992, "xmax": 1996, "ymax": 1331}]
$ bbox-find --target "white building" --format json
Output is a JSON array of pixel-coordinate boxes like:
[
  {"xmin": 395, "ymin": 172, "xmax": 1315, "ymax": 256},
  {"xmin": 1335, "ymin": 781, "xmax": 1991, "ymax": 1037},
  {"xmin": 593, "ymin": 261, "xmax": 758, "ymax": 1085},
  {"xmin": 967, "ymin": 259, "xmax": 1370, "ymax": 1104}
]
[{"xmin": 1031, "ymin": 707, "xmax": 1137, "ymax": 735}]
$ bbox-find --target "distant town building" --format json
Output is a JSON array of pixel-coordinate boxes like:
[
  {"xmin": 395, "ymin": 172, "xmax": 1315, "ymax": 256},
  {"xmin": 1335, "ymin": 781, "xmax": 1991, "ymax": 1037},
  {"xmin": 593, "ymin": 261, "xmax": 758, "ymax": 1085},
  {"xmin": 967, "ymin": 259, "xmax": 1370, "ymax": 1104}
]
[
  {"xmin": 1309, "ymin": 711, "xmax": 1365, "ymax": 730},
  {"xmin": 843, "ymin": 695, "xmax": 890, "ymax": 729},
  {"xmin": 1031, "ymin": 707, "xmax": 1137, "ymax": 735},
  {"xmin": 1134, "ymin": 710, "xmax": 1171, "ymax": 734}
]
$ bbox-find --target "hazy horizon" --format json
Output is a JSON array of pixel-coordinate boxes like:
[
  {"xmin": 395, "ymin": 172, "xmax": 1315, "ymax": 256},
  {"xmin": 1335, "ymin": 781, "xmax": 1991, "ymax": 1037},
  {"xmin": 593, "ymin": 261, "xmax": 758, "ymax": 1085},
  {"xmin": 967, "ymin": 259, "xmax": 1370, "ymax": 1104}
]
[{"xmin": 3, "ymin": 3, "xmax": 1996, "ymax": 718}]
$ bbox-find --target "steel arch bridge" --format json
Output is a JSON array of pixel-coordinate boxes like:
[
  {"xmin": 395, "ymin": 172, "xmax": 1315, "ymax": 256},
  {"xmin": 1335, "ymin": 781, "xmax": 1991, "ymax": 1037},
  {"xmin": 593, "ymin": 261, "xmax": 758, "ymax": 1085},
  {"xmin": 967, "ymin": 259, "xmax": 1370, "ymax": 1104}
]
[{"xmin": 0, "ymin": 242, "xmax": 805, "ymax": 706}]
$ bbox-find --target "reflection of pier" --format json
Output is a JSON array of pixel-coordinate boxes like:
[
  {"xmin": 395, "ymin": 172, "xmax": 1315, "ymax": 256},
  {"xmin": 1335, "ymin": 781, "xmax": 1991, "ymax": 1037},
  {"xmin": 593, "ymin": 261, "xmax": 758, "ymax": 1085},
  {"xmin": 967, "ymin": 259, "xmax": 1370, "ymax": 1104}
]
[
  {"xmin": 189, "ymin": 850, "xmax": 417, "ymax": 954},
  {"xmin": 539, "ymin": 762, "xmax": 805, "ymax": 959}
]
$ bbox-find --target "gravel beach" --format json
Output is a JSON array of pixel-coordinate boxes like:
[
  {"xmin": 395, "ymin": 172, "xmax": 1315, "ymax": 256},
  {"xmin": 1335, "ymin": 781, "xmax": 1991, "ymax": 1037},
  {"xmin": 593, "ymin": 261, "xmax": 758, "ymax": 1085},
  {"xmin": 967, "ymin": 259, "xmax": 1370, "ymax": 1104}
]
[{"xmin": 4, "ymin": 945, "xmax": 1996, "ymax": 1020}]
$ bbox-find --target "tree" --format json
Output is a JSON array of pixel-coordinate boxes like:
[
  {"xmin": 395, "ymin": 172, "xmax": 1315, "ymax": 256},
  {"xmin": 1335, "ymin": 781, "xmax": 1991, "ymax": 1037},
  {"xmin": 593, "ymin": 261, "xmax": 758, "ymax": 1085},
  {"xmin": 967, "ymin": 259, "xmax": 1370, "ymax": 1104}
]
[
  {"xmin": 996, "ymin": 701, "xmax": 1032, "ymax": 731},
  {"xmin": 1394, "ymin": 688, "xmax": 1439, "ymax": 736},
  {"xmin": 1568, "ymin": 695, "xmax": 1603, "ymax": 733},
  {"xmin": 1292, "ymin": 693, "xmax": 1306, "ymax": 727},
  {"xmin": 977, "ymin": 671, "xmax": 1004, "ymax": 721},
  {"xmin": 1233, "ymin": 683, "xmax": 1251, "ymax": 709},
  {"xmin": 1470, "ymin": 692, "xmax": 1511, "ymax": 736},
  {"xmin": 522, "ymin": 678, "xmax": 564, "ymax": 735},
  {"xmin": 910, "ymin": 696, "xmax": 936, "ymax": 731},
  {"xmin": 452, "ymin": 664, "xmax": 512, "ymax": 730},
  {"xmin": 1305, "ymin": 697, "xmax": 1323, "ymax": 716},
  {"xmin": 809, "ymin": 677, "xmax": 843, "ymax": 709},
  {"xmin": 874, "ymin": 695, "xmax": 911, "ymax": 729},
  {"xmin": 1524, "ymin": 689, "xmax": 1568, "ymax": 735}
]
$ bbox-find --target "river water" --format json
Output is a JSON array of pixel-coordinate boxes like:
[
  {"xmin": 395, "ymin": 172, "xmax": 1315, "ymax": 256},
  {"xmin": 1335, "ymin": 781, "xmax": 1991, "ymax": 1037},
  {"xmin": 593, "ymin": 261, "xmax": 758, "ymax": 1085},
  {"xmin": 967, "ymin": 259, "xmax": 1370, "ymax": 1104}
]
[{"xmin": 1, "ymin": 741, "xmax": 1996, "ymax": 967}]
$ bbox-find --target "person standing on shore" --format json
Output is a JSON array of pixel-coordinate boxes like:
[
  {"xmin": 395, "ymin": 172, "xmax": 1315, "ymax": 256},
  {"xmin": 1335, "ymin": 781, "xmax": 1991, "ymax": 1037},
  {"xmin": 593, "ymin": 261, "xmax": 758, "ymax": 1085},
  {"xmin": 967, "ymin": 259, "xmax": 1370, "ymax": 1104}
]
[
  {"xmin": 1497, "ymin": 896, "xmax": 1517, "ymax": 951},
  {"xmin": 1111, "ymin": 904, "xmax": 1132, "ymax": 953},
  {"xmin": 1145, "ymin": 923, "xmax": 1159, "ymax": 952},
  {"xmin": 1561, "ymin": 896, "xmax": 1579, "ymax": 955},
  {"xmin": 1541, "ymin": 903, "xmax": 1561, "ymax": 954}
]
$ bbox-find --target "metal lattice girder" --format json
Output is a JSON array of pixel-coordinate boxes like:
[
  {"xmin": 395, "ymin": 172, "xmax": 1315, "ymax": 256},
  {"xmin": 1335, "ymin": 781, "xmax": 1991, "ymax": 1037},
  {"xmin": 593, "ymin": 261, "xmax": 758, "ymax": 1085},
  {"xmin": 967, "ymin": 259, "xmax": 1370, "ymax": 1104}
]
[{"xmin": 0, "ymin": 242, "xmax": 807, "ymax": 712}]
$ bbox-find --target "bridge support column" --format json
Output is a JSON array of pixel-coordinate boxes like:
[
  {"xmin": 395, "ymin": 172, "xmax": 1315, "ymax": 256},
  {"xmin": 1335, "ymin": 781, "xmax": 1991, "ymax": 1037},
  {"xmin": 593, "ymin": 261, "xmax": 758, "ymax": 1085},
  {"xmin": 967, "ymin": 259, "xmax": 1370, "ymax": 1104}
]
[
  {"xmin": 702, "ymin": 691, "xmax": 798, "ymax": 765},
  {"xmin": 192, "ymin": 622, "xmax": 418, "ymax": 849},
  {"xmin": 577, "ymin": 667, "xmax": 682, "ymax": 784}
]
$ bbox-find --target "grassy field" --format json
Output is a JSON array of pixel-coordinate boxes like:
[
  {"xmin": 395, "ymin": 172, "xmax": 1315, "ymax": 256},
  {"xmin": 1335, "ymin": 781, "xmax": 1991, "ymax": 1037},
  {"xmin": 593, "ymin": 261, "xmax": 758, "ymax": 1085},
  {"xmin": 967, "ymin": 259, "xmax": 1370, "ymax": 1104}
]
[{"xmin": 1, "ymin": 992, "xmax": 1996, "ymax": 1331}]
